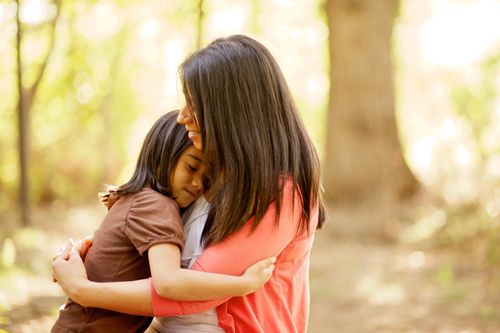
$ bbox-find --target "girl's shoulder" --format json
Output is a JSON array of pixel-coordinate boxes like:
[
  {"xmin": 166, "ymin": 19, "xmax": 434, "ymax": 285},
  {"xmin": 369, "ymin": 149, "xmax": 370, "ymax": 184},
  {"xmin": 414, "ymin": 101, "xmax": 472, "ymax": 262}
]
[
  {"xmin": 107, "ymin": 188, "xmax": 180, "ymax": 221},
  {"xmin": 132, "ymin": 188, "xmax": 179, "ymax": 210}
]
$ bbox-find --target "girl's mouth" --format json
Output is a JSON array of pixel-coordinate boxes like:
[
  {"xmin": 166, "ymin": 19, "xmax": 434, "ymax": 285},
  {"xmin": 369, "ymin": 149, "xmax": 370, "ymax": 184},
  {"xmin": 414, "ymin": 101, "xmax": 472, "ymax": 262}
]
[{"xmin": 184, "ymin": 188, "xmax": 197, "ymax": 198}]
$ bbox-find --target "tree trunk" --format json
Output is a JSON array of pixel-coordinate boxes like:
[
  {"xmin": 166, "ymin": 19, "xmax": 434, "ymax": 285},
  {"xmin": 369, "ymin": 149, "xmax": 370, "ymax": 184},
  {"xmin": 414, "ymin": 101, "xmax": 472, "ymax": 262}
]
[
  {"xmin": 195, "ymin": 0, "xmax": 204, "ymax": 50},
  {"xmin": 15, "ymin": 0, "xmax": 61, "ymax": 226},
  {"xmin": 324, "ymin": 0, "xmax": 418, "ymax": 237},
  {"xmin": 15, "ymin": 0, "xmax": 29, "ymax": 226}
]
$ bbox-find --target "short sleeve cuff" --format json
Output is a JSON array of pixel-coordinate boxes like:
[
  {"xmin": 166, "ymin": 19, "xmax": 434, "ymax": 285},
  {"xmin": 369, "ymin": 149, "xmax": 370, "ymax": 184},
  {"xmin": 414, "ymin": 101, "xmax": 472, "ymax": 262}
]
[{"xmin": 138, "ymin": 236, "xmax": 184, "ymax": 256}]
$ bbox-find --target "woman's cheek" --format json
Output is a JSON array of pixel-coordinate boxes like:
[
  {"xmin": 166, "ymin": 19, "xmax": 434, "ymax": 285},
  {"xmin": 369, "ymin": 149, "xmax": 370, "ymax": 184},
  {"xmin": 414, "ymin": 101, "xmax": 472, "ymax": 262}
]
[{"xmin": 189, "ymin": 133, "xmax": 202, "ymax": 150}]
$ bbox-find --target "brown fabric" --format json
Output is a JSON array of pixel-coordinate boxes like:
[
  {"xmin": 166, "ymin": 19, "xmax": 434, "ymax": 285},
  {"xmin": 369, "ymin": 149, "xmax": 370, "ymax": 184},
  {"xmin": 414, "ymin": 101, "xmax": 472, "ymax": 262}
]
[{"xmin": 52, "ymin": 188, "xmax": 184, "ymax": 333}]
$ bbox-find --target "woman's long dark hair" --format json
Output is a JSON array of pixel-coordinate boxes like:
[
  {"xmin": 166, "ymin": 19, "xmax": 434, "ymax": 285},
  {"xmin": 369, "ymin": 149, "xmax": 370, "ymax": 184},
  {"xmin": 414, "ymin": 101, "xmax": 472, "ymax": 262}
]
[
  {"xmin": 180, "ymin": 35, "xmax": 326, "ymax": 245},
  {"xmin": 116, "ymin": 110, "xmax": 192, "ymax": 197}
]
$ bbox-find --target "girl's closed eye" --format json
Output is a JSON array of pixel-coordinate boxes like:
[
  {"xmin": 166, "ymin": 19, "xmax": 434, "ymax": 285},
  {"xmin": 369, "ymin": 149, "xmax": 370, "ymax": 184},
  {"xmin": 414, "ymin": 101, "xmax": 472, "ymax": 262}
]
[{"xmin": 171, "ymin": 146, "xmax": 205, "ymax": 207}]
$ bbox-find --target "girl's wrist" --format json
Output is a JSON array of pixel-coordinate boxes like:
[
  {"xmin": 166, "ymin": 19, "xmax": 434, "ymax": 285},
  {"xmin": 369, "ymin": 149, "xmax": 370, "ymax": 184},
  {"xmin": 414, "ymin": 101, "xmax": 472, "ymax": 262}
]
[{"xmin": 239, "ymin": 275, "xmax": 257, "ymax": 296}]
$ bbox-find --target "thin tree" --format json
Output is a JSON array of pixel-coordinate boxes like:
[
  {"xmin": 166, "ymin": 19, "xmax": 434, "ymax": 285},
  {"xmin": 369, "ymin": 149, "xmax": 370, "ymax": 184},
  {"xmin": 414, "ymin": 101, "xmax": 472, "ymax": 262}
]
[
  {"xmin": 15, "ymin": 0, "xmax": 61, "ymax": 226},
  {"xmin": 195, "ymin": 0, "xmax": 204, "ymax": 50}
]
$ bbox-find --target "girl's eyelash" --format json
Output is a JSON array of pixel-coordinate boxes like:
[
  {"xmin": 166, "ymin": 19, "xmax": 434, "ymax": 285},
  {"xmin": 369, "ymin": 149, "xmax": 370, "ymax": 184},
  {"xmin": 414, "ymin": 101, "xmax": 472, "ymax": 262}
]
[{"xmin": 187, "ymin": 164, "xmax": 196, "ymax": 171}]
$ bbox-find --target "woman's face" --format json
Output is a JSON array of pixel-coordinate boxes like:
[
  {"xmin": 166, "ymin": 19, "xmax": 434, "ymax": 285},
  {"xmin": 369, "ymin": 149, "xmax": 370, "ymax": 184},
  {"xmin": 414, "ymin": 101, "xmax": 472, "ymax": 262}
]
[
  {"xmin": 178, "ymin": 101, "xmax": 202, "ymax": 150},
  {"xmin": 170, "ymin": 145, "xmax": 205, "ymax": 208}
]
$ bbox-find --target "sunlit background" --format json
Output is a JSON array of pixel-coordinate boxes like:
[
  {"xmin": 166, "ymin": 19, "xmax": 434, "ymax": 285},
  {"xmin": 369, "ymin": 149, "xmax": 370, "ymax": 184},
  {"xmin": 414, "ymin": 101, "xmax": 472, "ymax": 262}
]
[{"xmin": 0, "ymin": 0, "xmax": 499, "ymax": 332}]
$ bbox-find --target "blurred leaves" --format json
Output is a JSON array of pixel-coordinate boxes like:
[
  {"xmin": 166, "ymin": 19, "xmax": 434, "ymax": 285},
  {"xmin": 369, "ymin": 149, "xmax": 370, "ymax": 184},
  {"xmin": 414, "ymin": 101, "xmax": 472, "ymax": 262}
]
[
  {"xmin": 0, "ymin": 239, "xmax": 16, "ymax": 269},
  {"xmin": 440, "ymin": 50, "xmax": 500, "ymax": 266},
  {"xmin": 451, "ymin": 51, "xmax": 500, "ymax": 156},
  {"xmin": 1, "ymin": 0, "xmax": 329, "ymax": 212},
  {"xmin": 1, "ymin": 0, "xmax": 143, "ymax": 207}
]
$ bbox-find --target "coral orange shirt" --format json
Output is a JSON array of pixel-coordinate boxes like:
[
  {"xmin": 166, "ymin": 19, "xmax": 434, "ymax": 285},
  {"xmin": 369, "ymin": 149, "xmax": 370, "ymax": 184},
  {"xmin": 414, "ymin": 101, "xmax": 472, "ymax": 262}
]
[{"xmin": 150, "ymin": 180, "xmax": 319, "ymax": 333}]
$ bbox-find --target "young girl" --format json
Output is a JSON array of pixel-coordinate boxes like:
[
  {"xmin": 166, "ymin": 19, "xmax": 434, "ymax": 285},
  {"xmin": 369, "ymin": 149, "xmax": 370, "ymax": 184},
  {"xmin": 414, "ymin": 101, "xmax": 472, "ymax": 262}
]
[{"xmin": 51, "ymin": 110, "xmax": 275, "ymax": 333}]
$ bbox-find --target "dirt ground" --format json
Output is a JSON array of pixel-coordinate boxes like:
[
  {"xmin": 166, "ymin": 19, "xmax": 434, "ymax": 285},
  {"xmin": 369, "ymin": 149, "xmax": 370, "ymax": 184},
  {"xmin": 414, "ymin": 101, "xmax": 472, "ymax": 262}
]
[{"xmin": 1, "ymin": 203, "xmax": 499, "ymax": 333}]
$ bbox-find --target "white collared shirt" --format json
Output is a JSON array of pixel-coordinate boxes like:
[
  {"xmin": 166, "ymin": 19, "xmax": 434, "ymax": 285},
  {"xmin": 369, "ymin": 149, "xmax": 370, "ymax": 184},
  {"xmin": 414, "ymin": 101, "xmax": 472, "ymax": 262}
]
[{"xmin": 157, "ymin": 196, "xmax": 224, "ymax": 332}]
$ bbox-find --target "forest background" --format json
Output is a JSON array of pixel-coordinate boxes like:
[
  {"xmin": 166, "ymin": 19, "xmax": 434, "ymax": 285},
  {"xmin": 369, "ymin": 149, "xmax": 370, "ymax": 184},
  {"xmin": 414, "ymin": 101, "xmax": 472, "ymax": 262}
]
[{"xmin": 0, "ymin": 0, "xmax": 499, "ymax": 332}]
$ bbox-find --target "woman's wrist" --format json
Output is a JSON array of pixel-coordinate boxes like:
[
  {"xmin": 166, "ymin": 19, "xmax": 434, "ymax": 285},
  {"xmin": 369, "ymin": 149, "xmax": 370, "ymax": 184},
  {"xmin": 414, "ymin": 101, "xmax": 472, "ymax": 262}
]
[{"xmin": 67, "ymin": 278, "xmax": 93, "ymax": 307}]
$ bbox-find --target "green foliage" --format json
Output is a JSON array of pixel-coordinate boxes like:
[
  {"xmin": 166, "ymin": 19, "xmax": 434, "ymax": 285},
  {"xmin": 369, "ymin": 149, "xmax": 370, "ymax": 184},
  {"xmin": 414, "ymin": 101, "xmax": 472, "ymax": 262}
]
[
  {"xmin": 434, "ymin": 263, "xmax": 468, "ymax": 303},
  {"xmin": 435, "ymin": 205, "xmax": 500, "ymax": 267},
  {"xmin": 445, "ymin": 50, "xmax": 500, "ymax": 267},
  {"xmin": 0, "ymin": 239, "xmax": 15, "ymax": 269},
  {"xmin": 486, "ymin": 231, "xmax": 500, "ymax": 265},
  {"xmin": 480, "ymin": 305, "xmax": 500, "ymax": 320},
  {"xmin": 0, "ymin": 0, "xmax": 143, "ymax": 212},
  {"xmin": 451, "ymin": 51, "xmax": 500, "ymax": 155},
  {"xmin": 434, "ymin": 263, "xmax": 455, "ymax": 286}
]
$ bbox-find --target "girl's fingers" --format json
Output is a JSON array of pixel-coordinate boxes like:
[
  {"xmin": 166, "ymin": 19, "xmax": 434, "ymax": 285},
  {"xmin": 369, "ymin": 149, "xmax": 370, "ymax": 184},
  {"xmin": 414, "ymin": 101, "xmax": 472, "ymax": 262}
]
[
  {"xmin": 260, "ymin": 257, "xmax": 276, "ymax": 267},
  {"xmin": 52, "ymin": 245, "xmax": 65, "ymax": 261},
  {"xmin": 69, "ymin": 248, "xmax": 80, "ymax": 261},
  {"xmin": 58, "ymin": 241, "xmax": 72, "ymax": 261}
]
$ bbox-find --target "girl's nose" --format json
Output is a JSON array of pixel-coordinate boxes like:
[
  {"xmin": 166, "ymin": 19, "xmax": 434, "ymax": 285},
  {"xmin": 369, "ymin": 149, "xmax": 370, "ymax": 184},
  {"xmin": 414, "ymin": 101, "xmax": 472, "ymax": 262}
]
[{"xmin": 192, "ymin": 176, "xmax": 202, "ymax": 189}]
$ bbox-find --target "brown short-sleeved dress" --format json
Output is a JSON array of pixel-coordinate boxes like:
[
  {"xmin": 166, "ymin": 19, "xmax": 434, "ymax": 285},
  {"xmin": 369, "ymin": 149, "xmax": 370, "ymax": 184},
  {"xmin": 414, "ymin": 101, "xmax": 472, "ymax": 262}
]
[{"xmin": 52, "ymin": 188, "xmax": 184, "ymax": 333}]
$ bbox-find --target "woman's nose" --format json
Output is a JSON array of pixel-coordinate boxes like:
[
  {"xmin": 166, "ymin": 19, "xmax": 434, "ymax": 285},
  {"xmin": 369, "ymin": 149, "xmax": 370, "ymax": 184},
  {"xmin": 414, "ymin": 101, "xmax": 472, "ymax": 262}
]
[{"xmin": 177, "ymin": 106, "xmax": 192, "ymax": 125}]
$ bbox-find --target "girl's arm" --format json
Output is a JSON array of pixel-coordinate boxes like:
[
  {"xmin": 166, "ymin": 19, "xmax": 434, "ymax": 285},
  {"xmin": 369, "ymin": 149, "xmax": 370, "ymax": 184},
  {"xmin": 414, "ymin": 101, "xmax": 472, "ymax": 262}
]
[{"xmin": 148, "ymin": 243, "xmax": 275, "ymax": 301}]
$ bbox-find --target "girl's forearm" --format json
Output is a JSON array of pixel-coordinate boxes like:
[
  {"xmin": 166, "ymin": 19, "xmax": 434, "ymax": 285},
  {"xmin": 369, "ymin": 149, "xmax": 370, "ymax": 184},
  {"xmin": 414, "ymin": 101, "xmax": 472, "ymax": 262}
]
[
  {"xmin": 71, "ymin": 279, "xmax": 153, "ymax": 316},
  {"xmin": 153, "ymin": 268, "xmax": 250, "ymax": 301},
  {"xmin": 149, "ymin": 243, "xmax": 253, "ymax": 301}
]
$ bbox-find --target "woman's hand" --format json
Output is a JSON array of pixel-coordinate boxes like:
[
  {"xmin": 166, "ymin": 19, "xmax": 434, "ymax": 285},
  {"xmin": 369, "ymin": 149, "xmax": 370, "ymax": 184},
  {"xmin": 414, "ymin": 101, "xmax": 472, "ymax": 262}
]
[
  {"xmin": 52, "ymin": 236, "xmax": 93, "ymax": 262},
  {"xmin": 52, "ymin": 241, "xmax": 90, "ymax": 305},
  {"xmin": 52, "ymin": 236, "xmax": 93, "ymax": 282},
  {"xmin": 241, "ymin": 257, "xmax": 276, "ymax": 295},
  {"xmin": 75, "ymin": 236, "xmax": 93, "ymax": 261}
]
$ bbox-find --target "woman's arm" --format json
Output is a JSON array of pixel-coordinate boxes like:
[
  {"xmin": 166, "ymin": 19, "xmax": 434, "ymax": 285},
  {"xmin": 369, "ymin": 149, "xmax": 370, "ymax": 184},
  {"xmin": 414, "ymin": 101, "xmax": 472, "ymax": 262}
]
[
  {"xmin": 148, "ymin": 243, "xmax": 275, "ymax": 301},
  {"xmin": 52, "ymin": 244, "xmax": 153, "ymax": 315},
  {"xmin": 52, "ymin": 241, "xmax": 274, "ymax": 313},
  {"xmin": 76, "ymin": 280, "xmax": 153, "ymax": 316}
]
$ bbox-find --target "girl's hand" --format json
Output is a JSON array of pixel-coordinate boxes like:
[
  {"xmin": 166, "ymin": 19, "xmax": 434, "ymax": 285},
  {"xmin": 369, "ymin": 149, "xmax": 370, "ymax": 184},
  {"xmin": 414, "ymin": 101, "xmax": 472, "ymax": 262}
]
[
  {"xmin": 52, "ymin": 241, "xmax": 90, "ymax": 303},
  {"xmin": 75, "ymin": 236, "xmax": 93, "ymax": 261},
  {"xmin": 241, "ymin": 257, "xmax": 276, "ymax": 295},
  {"xmin": 98, "ymin": 191, "xmax": 111, "ymax": 207},
  {"xmin": 98, "ymin": 186, "xmax": 119, "ymax": 209}
]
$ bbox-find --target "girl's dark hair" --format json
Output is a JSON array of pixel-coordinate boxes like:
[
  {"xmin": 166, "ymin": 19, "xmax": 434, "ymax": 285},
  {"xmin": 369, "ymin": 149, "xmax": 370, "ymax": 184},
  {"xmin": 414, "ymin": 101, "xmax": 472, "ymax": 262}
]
[
  {"xmin": 180, "ymin": 35, "xmax": 326, "ymax": 245},
  {"xmin": 116, "ymin": 110, "xmax": 192, "ymax": 197}
]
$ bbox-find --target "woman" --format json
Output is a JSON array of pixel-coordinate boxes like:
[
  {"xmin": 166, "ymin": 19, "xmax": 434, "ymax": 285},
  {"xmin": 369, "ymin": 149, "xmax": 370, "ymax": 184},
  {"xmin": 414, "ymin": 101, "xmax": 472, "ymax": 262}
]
[{"xmin": 53, "ymin": 34, "xmax": 326, "ymax": 333}]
